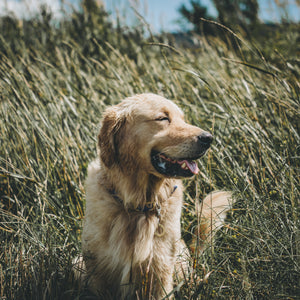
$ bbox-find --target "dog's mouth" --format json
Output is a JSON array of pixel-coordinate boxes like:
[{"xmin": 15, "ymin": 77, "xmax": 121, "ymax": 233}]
[{"xmin": 151, "ymin": 150, "xmax": 202, "ymax": 178}]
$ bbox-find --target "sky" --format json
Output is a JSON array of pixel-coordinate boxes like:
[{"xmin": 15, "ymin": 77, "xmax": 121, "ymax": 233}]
[{"xmin": 1, "ymin": 0, "xmax": 300, "ymax": 32}]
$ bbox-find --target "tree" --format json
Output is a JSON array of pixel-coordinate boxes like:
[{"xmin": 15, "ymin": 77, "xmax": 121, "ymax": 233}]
[
  {"xmin": 178, "ymin": 0, "xmax": 259, "ymax": 34},
  {"xmin": 213, "ymin": 0, "xmax": 258, "ymax": 30},
  {"xmin": 178, "ymin": 0, "xmax": 215, "ymax": 34}
]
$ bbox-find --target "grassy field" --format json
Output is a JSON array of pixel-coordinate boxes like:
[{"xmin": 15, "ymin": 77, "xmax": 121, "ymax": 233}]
[{"xmin": 0, "ymin": 3, "xmax": 299, "ymax": 299}]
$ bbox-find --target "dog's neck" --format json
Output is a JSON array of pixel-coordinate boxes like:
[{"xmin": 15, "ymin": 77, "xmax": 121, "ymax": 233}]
[{"xmin": 104, "ymin": 166, "xmax": 178, "ymax": 211}]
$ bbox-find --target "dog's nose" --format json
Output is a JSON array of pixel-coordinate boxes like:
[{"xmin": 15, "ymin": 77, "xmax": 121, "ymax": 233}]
[{"xmin": 198, "ymin": 132, "xmax": 213, "ymax": 145}]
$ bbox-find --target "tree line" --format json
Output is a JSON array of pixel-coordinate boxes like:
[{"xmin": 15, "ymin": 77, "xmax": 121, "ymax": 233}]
[{"xmin": 178, "ymin": 0, "xmax": 296, "ymax": 36}]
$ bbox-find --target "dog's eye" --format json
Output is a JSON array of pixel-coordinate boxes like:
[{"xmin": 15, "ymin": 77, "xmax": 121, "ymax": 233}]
[{"xmin": 155, "ymin": 117, "xmax": 170, "ymax": 122}]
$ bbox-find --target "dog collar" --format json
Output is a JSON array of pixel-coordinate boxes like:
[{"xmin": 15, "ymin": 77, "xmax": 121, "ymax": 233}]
[{"xmin": 109, "ymin": 185, "xmax": 178, "ymax": 218}]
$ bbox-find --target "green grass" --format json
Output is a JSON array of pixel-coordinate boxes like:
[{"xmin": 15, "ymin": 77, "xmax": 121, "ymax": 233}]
[{"xmin": 0, "ymin": 4, "xmax": 299, "ymax": 299}]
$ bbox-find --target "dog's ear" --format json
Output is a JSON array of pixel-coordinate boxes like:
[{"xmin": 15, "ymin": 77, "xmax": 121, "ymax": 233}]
[{"xmin": 98, "ymin": 107, "xmax": 126, "ymax": 168}]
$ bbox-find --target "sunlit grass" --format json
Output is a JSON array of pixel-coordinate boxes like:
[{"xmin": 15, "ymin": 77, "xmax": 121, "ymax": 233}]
[{"xmin": 0, "ymin": 5, "xmax": 299, "ymax": 299}]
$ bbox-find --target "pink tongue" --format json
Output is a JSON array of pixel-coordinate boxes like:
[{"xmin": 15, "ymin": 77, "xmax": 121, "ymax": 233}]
[{"xmin": 180, "ymin": 160, "xmax": 199, "ymax": 175}]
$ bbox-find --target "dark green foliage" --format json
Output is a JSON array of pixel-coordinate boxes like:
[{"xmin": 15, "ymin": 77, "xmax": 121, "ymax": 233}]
[
  {"xmin": 178, "ymin": 0, "xmax": 259, "ymax": 36},
  {"xmin": 178, "ymin": 0, "xmax": 215, "ymax": 34},
  {"xmin": 213, "ymin": 0, "xmax": 258, "ymax": 29}
]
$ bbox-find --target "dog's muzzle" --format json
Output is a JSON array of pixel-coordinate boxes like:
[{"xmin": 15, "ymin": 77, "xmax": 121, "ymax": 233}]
[{"xmin": 151, "ymin": 132, "xmax": 213, "ymax": 178}]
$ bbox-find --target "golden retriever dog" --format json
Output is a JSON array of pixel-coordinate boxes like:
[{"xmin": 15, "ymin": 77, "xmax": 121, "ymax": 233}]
[{"xmin": 81, "ymin": 93, "xmax": 233, "ymax": 299}]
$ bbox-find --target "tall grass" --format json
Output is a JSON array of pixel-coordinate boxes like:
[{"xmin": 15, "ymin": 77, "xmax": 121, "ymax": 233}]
[{"xmin": 0, "ymin": 3, "xmax": 299, "ymax": 299}]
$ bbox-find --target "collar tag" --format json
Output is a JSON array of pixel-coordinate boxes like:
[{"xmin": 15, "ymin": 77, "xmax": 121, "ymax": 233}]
[{"xmin": 171, "ymin": 185, "xmax": 178, "ymax": 195}]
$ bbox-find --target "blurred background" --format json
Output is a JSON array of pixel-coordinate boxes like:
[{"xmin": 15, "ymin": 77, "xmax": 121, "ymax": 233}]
[{"xmin": 1, "ymin": 0, "xmax": 300, "ymax": 33}]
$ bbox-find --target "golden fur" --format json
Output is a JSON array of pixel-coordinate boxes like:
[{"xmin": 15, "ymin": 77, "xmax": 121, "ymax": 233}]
[{"xmin": 81, "ymin": 94, "xmax": 233, "ymax": 299}]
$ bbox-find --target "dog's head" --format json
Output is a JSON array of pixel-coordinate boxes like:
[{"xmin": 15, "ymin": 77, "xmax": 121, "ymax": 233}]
[{"xmin": 98, "ymin": 94, "xmax": 213, "ymax": 178}]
